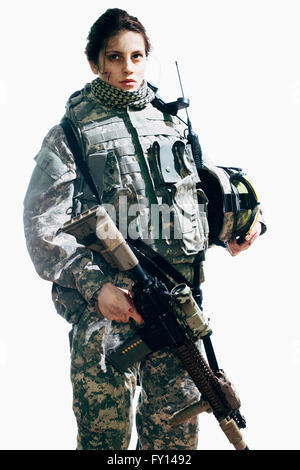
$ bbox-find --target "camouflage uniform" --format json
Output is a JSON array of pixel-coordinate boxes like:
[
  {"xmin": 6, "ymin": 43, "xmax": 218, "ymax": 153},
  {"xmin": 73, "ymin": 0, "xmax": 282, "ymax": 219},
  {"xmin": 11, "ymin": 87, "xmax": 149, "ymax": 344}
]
[{"xmin": 23, "ymin": 82, "xmax": 210, "ymax": 450}]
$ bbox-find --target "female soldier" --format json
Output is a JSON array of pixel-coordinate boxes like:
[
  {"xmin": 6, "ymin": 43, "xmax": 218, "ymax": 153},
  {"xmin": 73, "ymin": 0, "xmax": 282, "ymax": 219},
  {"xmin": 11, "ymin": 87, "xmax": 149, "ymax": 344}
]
[{"xmin": 23, "ymin": 9, "xmax": 263, "ymax": 450}]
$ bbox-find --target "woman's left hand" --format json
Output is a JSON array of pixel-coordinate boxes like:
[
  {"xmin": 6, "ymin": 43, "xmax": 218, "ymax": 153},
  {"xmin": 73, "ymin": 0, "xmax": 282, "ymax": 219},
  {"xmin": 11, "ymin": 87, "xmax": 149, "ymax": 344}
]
[{"xmin": 226, "ymin": 222, "xmax": 261, "ymax": 257}]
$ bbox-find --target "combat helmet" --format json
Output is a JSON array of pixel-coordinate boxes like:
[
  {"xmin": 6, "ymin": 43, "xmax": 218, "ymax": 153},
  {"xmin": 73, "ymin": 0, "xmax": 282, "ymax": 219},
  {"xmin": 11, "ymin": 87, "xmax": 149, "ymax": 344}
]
[{"xmin": 198, "ymin": 162, "xmax": 260, "ymax": 246}]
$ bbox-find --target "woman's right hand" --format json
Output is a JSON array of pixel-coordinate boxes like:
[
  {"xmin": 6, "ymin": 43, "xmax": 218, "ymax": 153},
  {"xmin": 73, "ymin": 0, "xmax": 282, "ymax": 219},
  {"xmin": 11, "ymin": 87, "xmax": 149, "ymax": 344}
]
[{"xmin": 96, "ymin": 282, "xmax": 143, "ymax": 325}]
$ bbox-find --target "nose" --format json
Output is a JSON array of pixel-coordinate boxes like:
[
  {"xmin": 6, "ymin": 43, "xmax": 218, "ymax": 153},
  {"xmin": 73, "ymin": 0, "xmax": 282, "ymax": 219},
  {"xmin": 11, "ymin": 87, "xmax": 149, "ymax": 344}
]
[{"xmin": 123, "ymin": 56, "xmax": 134, "ymax": 74}]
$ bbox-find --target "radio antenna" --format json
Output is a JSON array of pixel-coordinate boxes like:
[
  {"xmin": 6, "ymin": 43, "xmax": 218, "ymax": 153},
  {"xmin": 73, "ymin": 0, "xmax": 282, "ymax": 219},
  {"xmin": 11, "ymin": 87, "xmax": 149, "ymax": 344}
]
[
  {"xmin": 175, "ymin": 61, "xmax": 191, "ymax": 125},
  {"xmin": 175, "ymin": 61, "xmax": 203, "ymax": 169}
]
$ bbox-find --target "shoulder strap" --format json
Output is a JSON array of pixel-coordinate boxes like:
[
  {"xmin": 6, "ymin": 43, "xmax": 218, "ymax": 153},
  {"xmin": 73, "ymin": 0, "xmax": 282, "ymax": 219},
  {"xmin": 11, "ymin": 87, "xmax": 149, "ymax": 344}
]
[
  {"xmin": 60, "ymin": 116, "xmax": 102, "ymax": 205},
  {"xmin": 128, "ymin": 238, "xmax": 194, "ymax": 288}
]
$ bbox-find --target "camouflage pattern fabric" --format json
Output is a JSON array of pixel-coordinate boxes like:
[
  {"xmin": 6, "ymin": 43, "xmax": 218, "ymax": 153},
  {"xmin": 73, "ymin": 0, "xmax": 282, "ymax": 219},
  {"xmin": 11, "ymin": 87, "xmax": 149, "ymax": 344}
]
[
  {"xmin": 23, "ymin": 83, "xmax": 209, "ymax": 325},
  {"xmin": 23, "ymin": 83, "xmax": 206, "ymax": 449},
  {"xmin": 24, "ymin": 79, "xmax": 266, "ymax": 450},
  {"xmin": 66, "ymin": 82, "xmax": 209, "ymax": 259},
  {"xmin": 70, "ymin": 264, "xmax": 200, "ymax": 450},
  {"xmin": 23, "ymin": 124, "xmax": 107, "ymax": 314}
]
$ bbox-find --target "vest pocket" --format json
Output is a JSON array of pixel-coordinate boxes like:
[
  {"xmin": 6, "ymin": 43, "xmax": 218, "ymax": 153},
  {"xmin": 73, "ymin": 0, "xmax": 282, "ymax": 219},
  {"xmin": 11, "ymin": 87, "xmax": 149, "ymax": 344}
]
[
  {"xmin": 151, "ymin": 140, "xmax": 192, "ymax": 187},
  {"xmin": 87, "ymin": 150, "xmax": 108, "ymax": 201},
  {"xmin": 170, "ymin": 175, "xmax": 209, "ymax": 255}
]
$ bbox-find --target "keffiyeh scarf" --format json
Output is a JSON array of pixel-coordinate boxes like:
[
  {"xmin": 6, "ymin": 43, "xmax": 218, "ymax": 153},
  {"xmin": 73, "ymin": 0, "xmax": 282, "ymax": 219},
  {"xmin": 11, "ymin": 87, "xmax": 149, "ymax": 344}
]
[{"xmin": 91, "ymin": 77, "xmax": 155, "ymax": 109}]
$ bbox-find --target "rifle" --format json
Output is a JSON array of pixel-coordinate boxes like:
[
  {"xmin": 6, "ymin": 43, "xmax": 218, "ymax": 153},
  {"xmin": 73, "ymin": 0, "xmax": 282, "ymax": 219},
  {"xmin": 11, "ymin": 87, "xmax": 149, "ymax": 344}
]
[{"xmin": 62, "ymin": 205, "xmax": 249, "ymax": 450}]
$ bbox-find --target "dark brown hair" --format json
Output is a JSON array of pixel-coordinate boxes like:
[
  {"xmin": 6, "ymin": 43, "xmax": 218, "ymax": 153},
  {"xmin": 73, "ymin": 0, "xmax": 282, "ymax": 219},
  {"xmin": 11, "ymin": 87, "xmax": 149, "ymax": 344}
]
[{"xmin": 85, "ymin": 8, "xmax": 151, "ymax": 65}]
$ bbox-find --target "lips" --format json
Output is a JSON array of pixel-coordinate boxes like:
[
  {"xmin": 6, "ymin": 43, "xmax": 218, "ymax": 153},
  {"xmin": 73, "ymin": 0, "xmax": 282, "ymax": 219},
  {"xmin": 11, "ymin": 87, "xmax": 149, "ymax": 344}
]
[{"xmin": 120, "ymin": 79, "xmax": 136, "ymax": 85}]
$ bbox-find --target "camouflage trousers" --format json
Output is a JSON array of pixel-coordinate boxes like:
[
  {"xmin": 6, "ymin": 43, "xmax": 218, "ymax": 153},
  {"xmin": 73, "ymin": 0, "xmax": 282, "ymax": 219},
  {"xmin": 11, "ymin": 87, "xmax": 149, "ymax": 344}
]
[{"xmin": 70, "ymin": 264, "xmax": 201, "ymax": 450}]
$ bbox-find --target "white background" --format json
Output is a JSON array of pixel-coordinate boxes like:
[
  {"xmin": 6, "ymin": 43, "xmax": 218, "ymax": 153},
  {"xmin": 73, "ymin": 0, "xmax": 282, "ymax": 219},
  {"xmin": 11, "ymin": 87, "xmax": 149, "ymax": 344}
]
[{"xmin": 0, "ymin": 0, "xmax": 299, "ymax": 450}]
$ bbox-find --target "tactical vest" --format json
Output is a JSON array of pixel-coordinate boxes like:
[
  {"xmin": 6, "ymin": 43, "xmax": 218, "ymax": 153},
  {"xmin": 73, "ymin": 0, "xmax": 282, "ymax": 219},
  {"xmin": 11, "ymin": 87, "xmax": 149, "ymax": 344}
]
[{"xmin": 65, "ymin": 84, "xmax": 209, "ymax": 263}]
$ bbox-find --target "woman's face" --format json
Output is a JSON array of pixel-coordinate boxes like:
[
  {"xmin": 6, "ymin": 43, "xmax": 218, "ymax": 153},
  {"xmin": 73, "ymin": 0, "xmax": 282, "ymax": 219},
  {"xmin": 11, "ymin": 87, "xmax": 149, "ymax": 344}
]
[{"xmin": 90, "ymin": 30, "xmax": 147, "ymax": 91}]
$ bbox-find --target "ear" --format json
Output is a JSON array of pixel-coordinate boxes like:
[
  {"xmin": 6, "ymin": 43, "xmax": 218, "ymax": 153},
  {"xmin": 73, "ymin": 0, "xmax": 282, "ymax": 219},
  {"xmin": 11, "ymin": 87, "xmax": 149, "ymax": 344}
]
[{"xmin": 88, "ymin": 60, "xmax": 99, "ymax": 75}]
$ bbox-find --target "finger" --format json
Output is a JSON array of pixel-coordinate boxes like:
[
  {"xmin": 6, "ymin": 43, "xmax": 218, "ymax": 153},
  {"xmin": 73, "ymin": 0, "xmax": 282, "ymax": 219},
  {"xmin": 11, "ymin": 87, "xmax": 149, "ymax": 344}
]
[
  {"xmin": 247, "ymin": 231, "xmax": 259, "ymax": 243},
  {"xmin": 128, "ymin": 307, "xmax": 144, "ymax": 325},
  {"xmin": 227, "ymin": 239, "xmax": 249, "ymax": 256},
  {"xmin": 122, "ymin": 290, "xmax": 144, "ymax": 324},
  {"xmin": 102, "ymin": 305, "xmax": 128, "ymax": 323},
  {"xmin": 239, "ymin": 240, "xmax": 251, "ymax": 249},
  {"xmin": 226, "ymin": 241, "xmax": 237, "ymax": 256},
  {"xmin": 121, "ymin": 313, "xmax": 130, "ymax": 323},
  {"xmin": 113, "ymin": 313, "xmax": 129, "ymax": 323}
]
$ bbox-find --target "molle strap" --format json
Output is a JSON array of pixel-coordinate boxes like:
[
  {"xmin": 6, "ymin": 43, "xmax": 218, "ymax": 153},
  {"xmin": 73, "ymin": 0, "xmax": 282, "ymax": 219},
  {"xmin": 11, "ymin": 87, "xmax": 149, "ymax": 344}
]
[
  {"xmin": 119, "ymin": 159, "xmax": 141, "ymax": 175},
  {"xmin": 84, "ymin": 126, "xmax": 131, "ymax": 146}
]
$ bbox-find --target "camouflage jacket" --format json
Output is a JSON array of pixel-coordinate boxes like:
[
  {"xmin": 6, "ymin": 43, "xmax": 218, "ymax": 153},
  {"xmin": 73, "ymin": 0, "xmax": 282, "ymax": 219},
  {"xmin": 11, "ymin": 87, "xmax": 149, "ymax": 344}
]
[{"xmin": 23, "ymin": 83, "xmax": 209, "ymax": 323}]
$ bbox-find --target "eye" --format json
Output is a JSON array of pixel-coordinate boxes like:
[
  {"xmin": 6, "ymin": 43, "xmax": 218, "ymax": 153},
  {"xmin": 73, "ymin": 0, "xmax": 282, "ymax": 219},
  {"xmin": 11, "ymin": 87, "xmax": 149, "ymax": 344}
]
[
  {"xmin": 132, "ymin": 52, "xmax": 144, "ymax": 61},
  {"xmin": 108, "ymin": 54, "xmax": 120, "ymax": 61}
]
